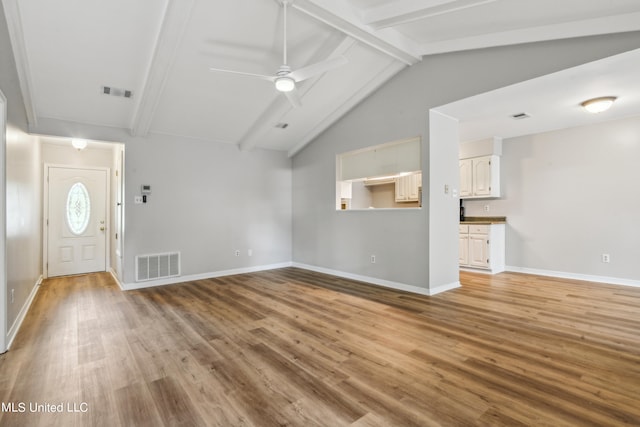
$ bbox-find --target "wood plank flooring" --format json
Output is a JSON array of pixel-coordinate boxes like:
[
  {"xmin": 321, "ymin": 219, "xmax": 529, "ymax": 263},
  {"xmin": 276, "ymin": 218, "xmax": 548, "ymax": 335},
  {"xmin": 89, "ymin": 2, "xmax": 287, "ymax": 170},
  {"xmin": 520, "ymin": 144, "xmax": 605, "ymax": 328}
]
[{"xmin": 1, "ymin": 268, "xmax": 640, "ymax": 426}]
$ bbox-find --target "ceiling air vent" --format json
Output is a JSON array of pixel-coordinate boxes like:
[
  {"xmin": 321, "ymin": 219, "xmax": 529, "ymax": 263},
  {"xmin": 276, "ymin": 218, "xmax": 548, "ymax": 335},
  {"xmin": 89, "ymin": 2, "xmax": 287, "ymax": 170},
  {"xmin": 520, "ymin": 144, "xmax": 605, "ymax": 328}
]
[
  {"xmin": 275, "ymin": 123, "xmax": 289, "ymax": 129},
  {"xmin": 101, "ymin": 86, "xmax": 133, "ymax": 99},
  {"xmin": 510, "ymin": 112, "xmax": 530, "ymax": 120}
]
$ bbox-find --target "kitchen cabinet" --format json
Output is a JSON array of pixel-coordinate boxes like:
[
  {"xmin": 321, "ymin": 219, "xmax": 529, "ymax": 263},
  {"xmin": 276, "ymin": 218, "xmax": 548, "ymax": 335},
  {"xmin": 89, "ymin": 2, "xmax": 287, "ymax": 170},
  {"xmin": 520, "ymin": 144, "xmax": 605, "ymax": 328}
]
[
  {"xmin": 459, "ymin": 223, "xmax": 505, "ymax": 273},
  {"xmin": 395, "ymin": 173, "xmax": 421, "ymax": 202},
  {"xmin": 459, "ymin": 155, "xmax": 500, "ymax": 199}
]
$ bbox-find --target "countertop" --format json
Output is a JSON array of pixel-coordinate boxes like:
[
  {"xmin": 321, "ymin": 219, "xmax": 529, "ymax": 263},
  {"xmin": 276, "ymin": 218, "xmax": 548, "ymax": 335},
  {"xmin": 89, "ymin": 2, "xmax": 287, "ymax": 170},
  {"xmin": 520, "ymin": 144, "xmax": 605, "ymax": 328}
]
[{"xmin": 460, "ymin": 216, "xmax": 507, "ymax": 224}]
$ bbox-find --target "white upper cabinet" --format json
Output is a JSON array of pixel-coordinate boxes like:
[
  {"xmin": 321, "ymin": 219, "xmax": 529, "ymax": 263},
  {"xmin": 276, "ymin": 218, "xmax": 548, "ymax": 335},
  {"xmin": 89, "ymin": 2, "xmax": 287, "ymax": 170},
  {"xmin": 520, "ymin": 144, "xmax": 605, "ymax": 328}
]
[
  {"xmin": 459, "ymin": 155, "xmax": 500, "ymax": 199},
  {"xmin": 395, "ymin": 173, "xmax": 421, "ymax": 202}
]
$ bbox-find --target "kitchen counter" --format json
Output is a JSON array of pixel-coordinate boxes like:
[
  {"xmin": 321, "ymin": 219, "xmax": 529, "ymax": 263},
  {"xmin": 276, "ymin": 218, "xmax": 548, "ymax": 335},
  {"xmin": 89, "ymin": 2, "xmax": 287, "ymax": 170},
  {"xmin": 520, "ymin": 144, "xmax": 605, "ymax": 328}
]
[{"xmin": 460, "ymin": 216, "xmax": 506, "ymax": 224}]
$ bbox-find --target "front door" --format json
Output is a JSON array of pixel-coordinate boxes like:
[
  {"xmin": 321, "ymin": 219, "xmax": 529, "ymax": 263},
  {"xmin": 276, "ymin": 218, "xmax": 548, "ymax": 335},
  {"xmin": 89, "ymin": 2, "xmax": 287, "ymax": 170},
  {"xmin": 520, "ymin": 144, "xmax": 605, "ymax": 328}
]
[{"xmin": 47, "ymin": 166, "xmax": 108, "ymax": 277}]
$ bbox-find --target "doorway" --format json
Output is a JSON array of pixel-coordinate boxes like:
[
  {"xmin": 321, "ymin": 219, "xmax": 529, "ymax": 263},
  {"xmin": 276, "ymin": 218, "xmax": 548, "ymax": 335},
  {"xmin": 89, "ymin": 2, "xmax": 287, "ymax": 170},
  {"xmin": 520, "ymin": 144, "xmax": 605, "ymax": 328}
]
[{"xmin": 44, "ymin": 165, "xmax": 109, "ymax": 277}]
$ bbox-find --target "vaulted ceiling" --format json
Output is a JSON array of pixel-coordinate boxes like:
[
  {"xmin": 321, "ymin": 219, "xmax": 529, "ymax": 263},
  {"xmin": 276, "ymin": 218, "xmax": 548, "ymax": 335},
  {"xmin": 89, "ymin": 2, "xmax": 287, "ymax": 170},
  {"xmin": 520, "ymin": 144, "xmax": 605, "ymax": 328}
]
[{"xmin": 4, "ymin": 0, "xmax": 640, "ymax": 155}]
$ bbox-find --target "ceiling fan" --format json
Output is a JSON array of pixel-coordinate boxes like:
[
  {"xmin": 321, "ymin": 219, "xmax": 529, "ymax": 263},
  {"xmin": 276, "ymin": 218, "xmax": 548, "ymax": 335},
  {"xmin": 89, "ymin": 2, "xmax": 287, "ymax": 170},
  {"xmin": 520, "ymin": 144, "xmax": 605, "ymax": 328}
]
[{"xmin": 209, "ymin": 0, "xmax": 347, "ymax": 108}]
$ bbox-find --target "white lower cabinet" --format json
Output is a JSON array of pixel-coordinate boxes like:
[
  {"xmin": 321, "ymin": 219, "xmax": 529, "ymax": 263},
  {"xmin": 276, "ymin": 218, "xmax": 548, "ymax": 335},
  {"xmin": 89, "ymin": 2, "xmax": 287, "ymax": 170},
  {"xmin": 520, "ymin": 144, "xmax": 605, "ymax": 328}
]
[{"xmin": 459, "ymin": 224, "xmax": 505, "ymax": 273}]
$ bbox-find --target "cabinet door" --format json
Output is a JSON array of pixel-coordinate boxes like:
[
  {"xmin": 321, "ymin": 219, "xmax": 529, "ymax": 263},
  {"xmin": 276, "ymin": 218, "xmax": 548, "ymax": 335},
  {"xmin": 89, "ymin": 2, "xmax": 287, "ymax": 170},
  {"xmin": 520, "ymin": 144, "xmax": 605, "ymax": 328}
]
[
  {"xmin": 459, "ymin": 160, "xmax": 473, "ymax": 197},
  {"xmin": 472, "ymin": 156, "xmax": 492, "ymax": 196},
  {"xmin": 409, "ymin": 173, "xmax": 421, "ymax": 200},
  {"xmin": 459, "ymin": 234, "xmax": 469, "ymax": 266},
  {"xmin": 469, "ymin": 234, "xmax": 489, "ymax": 268},
  {"xmin": 395, "ymin": 177, "xmax": 407, "ymax": 201}
]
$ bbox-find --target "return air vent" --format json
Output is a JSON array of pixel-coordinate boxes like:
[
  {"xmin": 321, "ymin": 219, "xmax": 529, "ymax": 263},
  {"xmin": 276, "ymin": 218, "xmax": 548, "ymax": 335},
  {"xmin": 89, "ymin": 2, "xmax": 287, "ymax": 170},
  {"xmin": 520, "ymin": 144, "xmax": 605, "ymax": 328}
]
[
  {"xmin": 101, "ymin": 86, "xmax": 133, "ymax": 99},
  {"xmin": 510, "ymin": 112, "xmax": 530, "ymax": 120},
  {"xmin": 135, "ymin": 252, "xmax": 180, "ymax": 282}
]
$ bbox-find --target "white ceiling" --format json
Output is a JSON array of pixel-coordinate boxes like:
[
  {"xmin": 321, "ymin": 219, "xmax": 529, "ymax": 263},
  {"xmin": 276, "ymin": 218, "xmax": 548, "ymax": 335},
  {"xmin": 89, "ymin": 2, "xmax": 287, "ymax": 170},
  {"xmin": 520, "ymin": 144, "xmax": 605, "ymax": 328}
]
[
  {"xmin": 436, "ymin": 48, "xmax": 640, "ymax": 143},
  {"xmin": 4, "ymin": 0, "xmax": 640, "ymax": 155}
]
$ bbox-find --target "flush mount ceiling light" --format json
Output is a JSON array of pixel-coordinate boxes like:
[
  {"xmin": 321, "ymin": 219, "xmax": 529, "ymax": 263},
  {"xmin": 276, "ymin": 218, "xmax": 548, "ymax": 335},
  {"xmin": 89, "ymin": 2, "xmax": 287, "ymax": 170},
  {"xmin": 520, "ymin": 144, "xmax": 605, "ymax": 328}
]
[
  {"xmin": 581, "ymin": 96, "xmax": 617, "ymax": 114},
  {"xmin": 71, "ymin": 139, "xmax": 87, "ymax": 150}
]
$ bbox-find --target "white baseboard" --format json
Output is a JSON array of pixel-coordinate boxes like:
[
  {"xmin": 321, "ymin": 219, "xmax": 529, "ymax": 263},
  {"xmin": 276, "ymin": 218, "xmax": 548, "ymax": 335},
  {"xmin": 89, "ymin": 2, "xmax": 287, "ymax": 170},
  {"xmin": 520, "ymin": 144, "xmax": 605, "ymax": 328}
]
[
  {"xmin": 119, "ymin": 262, "xmax": 293, "ymax": 291},
  {"xmin": 6, "ymin": 275, "xmax": 42, "ymax": 350},
  {"xmin": 292, "ymin": 263, "xmax": 457, "ymax": 296},
  {"xmin": 506, "ymin": 266, "xmax": 640, "ymax": 288},
  {"xmin": 109, "ymin": 268, "xmax": 124, "ymax": 290}
]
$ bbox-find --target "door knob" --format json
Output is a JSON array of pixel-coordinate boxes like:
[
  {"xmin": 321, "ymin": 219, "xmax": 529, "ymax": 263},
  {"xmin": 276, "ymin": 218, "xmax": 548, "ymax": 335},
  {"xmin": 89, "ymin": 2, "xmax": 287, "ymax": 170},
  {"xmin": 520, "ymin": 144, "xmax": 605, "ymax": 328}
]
[{"xmin": 100, "ymin": 226, "xmax": 105, "ymax": 231}]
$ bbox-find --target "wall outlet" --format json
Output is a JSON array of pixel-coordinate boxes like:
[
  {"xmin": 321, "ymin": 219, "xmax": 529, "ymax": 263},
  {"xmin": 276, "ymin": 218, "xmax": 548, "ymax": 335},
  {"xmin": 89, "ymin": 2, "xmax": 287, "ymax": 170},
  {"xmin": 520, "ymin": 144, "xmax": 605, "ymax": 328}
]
[
  {"xmin": 235, "ymin": 250, "xmax": 240, "ymax": 257},
  {"xmin": 370, "ymin": 255, "xmax": 376, "ymax": 264},
  {"xmin": 10, "ymin": 289, "xmax": 14, "ymax": 304},
  {"xmin": 601, "ymin": 253, "xmax": 610, "ymax": 263},
  {"xmin": 483, "ymin": 204, "xmax": 490, "ymax": 212},
  {"xmin": 248, "ymin": 249, "xmax": 253, "ymax": 257}
]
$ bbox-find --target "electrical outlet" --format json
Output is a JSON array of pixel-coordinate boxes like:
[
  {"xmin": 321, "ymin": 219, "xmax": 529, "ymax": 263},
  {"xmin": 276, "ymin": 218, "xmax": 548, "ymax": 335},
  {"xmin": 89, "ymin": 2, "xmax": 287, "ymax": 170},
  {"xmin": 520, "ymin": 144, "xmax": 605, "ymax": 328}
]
[
  {"xmin": 483, "ymin": 204, "xmax": 490, "ymax": 212},
  {"xmin": 602, "ymin": 253, "xmax": 610, "ymax": 263},
  {"xmin": 370, "ymin": 255, "xmax": 376, "ymax": 264},
  {"xmin": 10, "ymin": 289, "xmax": 14, "ymax": 304},
  {"xmin": 235, "ymin": 250, "xmax": 240, "ymax": 257},
  {"xmin": 248, "ymin": 249, "xmax": 253, "ymax": 257}
]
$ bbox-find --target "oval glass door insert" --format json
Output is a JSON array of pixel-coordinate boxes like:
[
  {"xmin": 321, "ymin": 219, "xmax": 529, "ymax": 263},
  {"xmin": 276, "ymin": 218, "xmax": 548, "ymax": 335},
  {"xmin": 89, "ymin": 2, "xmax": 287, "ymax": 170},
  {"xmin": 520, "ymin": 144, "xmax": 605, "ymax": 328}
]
[{"xmin": 66, "ymin": 182, "xmax": 91, "ymax": 235}]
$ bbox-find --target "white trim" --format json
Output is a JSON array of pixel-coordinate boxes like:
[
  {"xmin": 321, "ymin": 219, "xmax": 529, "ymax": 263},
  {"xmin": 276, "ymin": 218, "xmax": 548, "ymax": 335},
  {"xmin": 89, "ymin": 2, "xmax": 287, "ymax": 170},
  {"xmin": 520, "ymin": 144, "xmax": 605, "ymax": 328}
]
[
  {"xmin": 6, "ymin": 276, "xmax": 42, "ymax": 350},
  {"xmin": 43, "ymin": 164, "xmax": 111, "ymax": 279},
  {"xmin": 0, "ymin": 88, "xmax": 6, "ymax": 353},
  {"xmin": 506, "ymin": 266, "xmax": 640, "ymax": 288},
  {"xmin": 130, "ymin": 0, "xmax": 196, "ymax": 136},
  {"xmin": 1, "ymin": 0, "xmax": 38, "ymax": 127},
  {"xmin": 109, "ymin": 267, "xmax": 124, "ymax": 290},
  {"xmin": 429, "ymin": 280, "xmax": 462, "ymax": 295},
  {"xmin": 292, "ymin": 262, "xmax": 452, "ymax": 296},
  {"xmin": 119, "ymin": 262, "xmax": 293, "ymax": 291}
]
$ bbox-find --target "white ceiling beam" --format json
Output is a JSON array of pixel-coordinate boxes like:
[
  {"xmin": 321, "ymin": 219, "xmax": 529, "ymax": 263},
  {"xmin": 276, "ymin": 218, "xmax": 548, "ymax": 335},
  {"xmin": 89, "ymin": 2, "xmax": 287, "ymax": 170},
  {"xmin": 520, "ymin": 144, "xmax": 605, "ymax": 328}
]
[
  {"xmin": 288, "ymin": 59, "xmax": 406, "ymax": 157},
  {"xmin": 130, "ymin": 0, "xmax": 195, "ymax": 137},
  {"xmin": 2, "ymin": 0, "xmax": 38, "ymax": 127},
  {"xmin": 291, "ymin": 0, "xmax": 422, "ymax": 65},
  {"xmin": 362, "ymin": 0, "xmax": 496, "ymax": 30},
  {"xmin": 419, "ymin": 12, "xmax": 640, "ymax": 56}
]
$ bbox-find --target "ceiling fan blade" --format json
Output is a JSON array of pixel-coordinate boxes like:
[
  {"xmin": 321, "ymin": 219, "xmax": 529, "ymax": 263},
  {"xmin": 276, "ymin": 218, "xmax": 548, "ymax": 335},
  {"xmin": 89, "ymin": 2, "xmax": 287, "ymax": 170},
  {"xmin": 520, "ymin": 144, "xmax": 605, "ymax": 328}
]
[
  {"xmin": 209, "ymin": 67, "xmax": 274, "ymax": 82},
  {"xmin": 289, "ymin": 56, "xmax": 348, "ymax": 82},
  {"xmin": 284, "ymin": 89, "xmax": 302, "ymax": 108}
]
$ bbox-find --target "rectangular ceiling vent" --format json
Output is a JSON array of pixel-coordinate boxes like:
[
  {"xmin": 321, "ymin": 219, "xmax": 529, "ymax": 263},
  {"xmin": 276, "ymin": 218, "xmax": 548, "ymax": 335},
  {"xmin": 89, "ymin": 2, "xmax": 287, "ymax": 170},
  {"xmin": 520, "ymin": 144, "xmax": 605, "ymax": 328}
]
[
  {"xmin": 510, "ymin": 112, "xmax": 530, "ymax": 120},
  {"xmin": 135, "ymin": 252, "xmax": 180, "ymax": 282},
  {"xmin": 101, "ymin": 86, "xmax": 133, "ymax": 99}
]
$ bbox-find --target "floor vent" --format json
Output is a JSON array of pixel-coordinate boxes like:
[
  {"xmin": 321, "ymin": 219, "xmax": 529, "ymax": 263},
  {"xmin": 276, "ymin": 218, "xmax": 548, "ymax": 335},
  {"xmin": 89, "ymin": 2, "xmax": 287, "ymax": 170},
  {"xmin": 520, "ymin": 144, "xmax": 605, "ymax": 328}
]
[{"xmin": 135, "ymin": 252, "xmax": 180, "ymax": 282}]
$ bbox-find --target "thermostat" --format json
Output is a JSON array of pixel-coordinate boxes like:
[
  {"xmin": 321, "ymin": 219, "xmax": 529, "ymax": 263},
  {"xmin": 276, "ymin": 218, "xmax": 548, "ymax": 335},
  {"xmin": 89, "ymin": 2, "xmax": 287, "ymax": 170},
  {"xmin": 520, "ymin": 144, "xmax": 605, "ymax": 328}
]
[{"xmin": 141, "ymin": 185, "xmax": 152, "ymax": 195}]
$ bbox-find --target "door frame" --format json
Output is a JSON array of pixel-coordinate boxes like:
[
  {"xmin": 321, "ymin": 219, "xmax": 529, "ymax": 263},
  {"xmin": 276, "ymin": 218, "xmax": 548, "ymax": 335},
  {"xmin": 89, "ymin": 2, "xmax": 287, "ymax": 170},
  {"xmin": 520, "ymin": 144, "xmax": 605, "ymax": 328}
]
[
  {"xmin": 1, "ymin": 89, "xmax": 7, "ymax": 353},
  {"xmin": 43, "ymin": 164, "xmax": 111, "ymax": 279}
]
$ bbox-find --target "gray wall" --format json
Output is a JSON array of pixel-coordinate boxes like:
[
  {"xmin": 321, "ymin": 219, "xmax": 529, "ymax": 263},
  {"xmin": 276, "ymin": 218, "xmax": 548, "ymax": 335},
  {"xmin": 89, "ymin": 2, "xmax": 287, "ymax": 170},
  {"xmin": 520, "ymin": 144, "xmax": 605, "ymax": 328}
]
[
  {"xmin": 292, "ymin": 32, "xmax": 640, "ymax": 291},
  {"xmin": 1, "ymin": 2, "xmax": 42, "ymax": 343},
  {"xmin": 123, "ymin": 134, "xmax": 292, "ymax": 284},
  {"xmin": 464, "ymin": 115, "xmax": 640, "ymax": 282}
]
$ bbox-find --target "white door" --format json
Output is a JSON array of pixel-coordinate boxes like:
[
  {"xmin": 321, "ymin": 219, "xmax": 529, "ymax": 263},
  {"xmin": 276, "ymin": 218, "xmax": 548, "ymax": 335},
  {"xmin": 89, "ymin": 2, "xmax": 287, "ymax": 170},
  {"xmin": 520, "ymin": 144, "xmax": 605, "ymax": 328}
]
[{"xmin": 47, "ymin": 167, "xmax": 108, "ymax": 277}]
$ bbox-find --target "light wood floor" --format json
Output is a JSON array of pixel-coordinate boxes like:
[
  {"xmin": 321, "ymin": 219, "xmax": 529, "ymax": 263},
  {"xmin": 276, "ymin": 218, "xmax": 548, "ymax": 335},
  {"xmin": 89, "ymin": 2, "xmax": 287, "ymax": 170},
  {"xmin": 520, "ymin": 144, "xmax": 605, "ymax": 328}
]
[{"xmin": 1, "ymin": 268, "xmax": 640, "ymax": 426}]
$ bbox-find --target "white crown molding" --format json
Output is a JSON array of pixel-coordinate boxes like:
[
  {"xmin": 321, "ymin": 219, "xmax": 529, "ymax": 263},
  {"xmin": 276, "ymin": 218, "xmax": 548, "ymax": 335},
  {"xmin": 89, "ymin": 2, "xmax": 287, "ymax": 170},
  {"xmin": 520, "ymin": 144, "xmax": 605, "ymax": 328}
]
[
  {"xmin": 130, "ymin": 0, "xmax": 196, "ymax": 137},
  {"xmin": 420, "ymin": 12, "xmax": 640, "ymax": 56},
  {"xmin": 2, "ymin": 0, "xmax": 38, "ymax": 127}
]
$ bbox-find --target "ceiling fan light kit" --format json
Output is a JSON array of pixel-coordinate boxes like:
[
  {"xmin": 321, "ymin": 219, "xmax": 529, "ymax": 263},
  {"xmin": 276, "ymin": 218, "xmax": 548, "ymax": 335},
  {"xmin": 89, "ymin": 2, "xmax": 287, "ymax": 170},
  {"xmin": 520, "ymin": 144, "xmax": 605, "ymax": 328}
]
[
  {"xmin": 208, "ymin": 0, "xmax": 346, "ymax": 107},
  {"xmin": 275, "ymin": 76, "xmax": 295, "ymax": 92}
]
